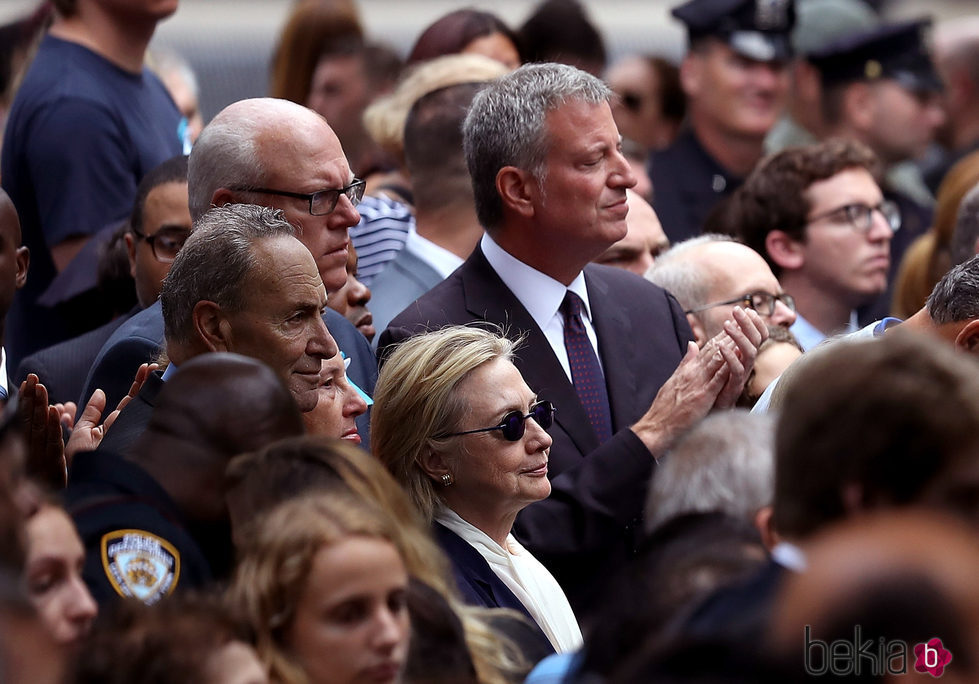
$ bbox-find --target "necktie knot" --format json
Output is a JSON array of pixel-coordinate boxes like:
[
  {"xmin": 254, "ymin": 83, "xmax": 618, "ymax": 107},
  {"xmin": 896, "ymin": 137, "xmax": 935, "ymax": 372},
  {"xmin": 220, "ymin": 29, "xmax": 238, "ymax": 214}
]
[
  {"xmin": 561, "ymin": 291, "xmax": 587, "ymax": 335},
  {"xmin": 561, "ymin": 290, "xmax": 583, "ymax": 319}
]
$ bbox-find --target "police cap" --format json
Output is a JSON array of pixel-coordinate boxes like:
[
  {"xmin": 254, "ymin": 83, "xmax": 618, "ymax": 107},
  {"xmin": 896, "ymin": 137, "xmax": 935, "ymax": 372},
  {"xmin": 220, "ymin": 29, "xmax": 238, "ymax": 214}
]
[
  {"xmin": 673, "ymin": 0, "xmax": 796, "ymax": 62},
  {"xmin": 807, "ymin": 19, "xmax": 942, "ymax": 94}
]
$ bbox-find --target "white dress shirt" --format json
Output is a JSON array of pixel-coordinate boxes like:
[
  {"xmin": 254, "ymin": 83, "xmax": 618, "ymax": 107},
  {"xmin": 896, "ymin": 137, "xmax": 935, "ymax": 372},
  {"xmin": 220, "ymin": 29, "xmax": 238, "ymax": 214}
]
[{"xmin": 480, "ymin": 233, "xmax": 602, "ymax": 382}]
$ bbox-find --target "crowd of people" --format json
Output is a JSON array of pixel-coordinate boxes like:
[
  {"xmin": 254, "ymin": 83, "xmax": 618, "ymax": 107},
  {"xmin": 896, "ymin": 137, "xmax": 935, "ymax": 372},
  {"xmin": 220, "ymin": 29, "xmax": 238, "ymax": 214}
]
[{"xmin": 1, "ymin": 0, "xmax": 979, "ymax": 681}]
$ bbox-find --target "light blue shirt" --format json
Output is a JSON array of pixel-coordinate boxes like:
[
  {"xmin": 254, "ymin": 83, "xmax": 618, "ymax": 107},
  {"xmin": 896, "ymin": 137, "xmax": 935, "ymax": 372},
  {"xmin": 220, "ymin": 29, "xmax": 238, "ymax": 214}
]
[{"xmin": 789, "ymin": 311, "xmax": 860, "ymax": 352}]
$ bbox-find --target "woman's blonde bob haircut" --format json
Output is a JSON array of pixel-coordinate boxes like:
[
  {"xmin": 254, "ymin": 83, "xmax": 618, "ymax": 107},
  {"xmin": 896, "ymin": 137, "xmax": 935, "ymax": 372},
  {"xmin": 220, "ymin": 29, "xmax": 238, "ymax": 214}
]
[{"xmin": 372, "ymin": 325, "xmax": 517, "ymax": 522}]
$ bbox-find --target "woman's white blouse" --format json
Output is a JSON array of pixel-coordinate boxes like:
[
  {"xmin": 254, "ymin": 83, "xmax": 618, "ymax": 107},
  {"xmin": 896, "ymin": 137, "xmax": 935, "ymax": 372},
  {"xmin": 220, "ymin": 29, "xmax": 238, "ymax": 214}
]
[{"xmin": 435, "ymin": 507, "xmax": 583, "ymax": 653}]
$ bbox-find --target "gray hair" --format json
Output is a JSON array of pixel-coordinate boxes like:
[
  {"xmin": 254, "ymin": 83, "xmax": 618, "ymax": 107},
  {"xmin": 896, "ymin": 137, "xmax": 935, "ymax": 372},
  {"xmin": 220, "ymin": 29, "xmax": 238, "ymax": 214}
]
[
  {"xmin": 188, "ymin": 104, "xmax": 267, "ymax": 221},
  {"xmin": 927, "ymin": 254, "xmax": 979, "ymax": 325},
  {"xmin": 645, "ymin": 410, "xmax": 775, "ymax": 533},
  {"xmin": 463, "ymin": 62, "xmax": 611, "ymax": 230},
  {"xmin": 644, "ymin": 234, "xmax": 735, "ymax": 311},
  {"xmin": 161, "ymin": 204, "xmax": 297, "ymax": 344},
  {"xmin": 949, "ymin": 182, "xmax": 979, "ymax": 268}
]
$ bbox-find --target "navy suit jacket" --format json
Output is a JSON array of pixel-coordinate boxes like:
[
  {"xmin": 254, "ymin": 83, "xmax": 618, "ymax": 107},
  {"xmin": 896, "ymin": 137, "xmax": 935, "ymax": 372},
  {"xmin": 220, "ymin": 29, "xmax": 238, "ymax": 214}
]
[
  {"xmin": 80, "ymin": 300, "xmax": 378, "ymax": 445},
  {"xmin": 434, "ymin": 523, "xmax": 554, "ymax": 658},
  {"xmin": 14, "ymin": 309, "xmax": 133, "ymax": 406},
  {"xmin": 379, "ymin": 246, "xmax": 694, "ymax": 610},
  {"xmin": 95, "ymin": 369, "xmax": 164, "ymax": 457}
]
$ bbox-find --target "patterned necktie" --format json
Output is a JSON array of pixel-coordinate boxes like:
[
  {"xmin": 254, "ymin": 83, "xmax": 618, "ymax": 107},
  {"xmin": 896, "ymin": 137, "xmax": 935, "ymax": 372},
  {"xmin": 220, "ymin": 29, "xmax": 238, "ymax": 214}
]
[{"xmin": 560, "ymin": 290, "xmax": 613, "ymax": 444}]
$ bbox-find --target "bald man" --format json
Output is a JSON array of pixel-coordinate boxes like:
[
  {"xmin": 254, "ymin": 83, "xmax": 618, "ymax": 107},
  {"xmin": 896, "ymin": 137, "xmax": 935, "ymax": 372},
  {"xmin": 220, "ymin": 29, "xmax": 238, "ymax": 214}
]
[
  {"xmin": 593, "ymin": 189, "xmax": 670, "ymax": 276},
  {"xmin": 646, "ymin": 235, "xmax": 796, "ymax": 345},
  {"xmin": 82, "ymin": 98, "xmax": 377, "ymax": 445},
  {"xmin": 0, "ymin": 192, "xmax": 29, "ymax": 399}
]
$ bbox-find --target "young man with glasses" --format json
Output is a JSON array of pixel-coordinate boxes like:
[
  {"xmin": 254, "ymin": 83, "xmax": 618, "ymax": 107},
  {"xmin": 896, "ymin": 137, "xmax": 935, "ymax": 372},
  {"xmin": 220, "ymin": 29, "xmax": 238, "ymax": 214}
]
[
  {"xmin": 735, "ymin": 139, "xmax": 898, "ymax": 350},
  {"xmin": 647, "ymin": 234, "xmax": 797, "ymax": 346},
  {"xmin": 808, "ymin": 20, "xmax": 944, "ymax": 321}
]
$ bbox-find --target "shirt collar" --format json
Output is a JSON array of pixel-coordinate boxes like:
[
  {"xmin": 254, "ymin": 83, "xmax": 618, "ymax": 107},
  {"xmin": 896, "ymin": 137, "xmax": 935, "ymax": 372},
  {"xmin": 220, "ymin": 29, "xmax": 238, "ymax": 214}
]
[
  {"xmin": 480, "ymin": 233, "xmax": 592, "ymax": 329},
  {"xmin": 406, "ymin": 226, "xmax": 464, "ymax": 279}
]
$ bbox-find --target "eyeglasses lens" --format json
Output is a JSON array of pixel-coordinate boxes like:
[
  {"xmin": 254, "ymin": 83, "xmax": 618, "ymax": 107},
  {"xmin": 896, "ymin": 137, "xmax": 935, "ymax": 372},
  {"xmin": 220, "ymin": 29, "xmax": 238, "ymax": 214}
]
[
  {"xmin": 153, "ymin": 229, "xmax": 189, "ymax": 261},
  {"xmin": 499, "ymin": 402, "xmax": 554, "ymax": 441}
]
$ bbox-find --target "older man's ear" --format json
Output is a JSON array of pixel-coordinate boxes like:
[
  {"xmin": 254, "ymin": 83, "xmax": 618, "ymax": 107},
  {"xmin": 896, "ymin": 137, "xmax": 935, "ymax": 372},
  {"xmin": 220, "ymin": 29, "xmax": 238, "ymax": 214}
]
[
  {"xmin": 192, "ymin": 300, "xmax": 233, "ymax": 352},
  {"xmin": 496, "ymin": 166, "xmax": 537, "ymax": 219}
]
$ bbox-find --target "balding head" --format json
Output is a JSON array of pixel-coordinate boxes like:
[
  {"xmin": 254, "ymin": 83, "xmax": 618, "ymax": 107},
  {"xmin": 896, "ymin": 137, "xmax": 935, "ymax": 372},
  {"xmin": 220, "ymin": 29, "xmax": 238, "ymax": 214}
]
[
  {"xmin": 647, "ymin": 236, "xmax": 794, "ymax": 345},
  {"xmin": 188, "ymin": 98, "xmax": 324, "ymax": 220},
  {"xmin": 189, "ymin": 98, "xmax": 361, "ymax": 291},
  {"xmin": 134, "ymin": 352, "xmax": 304, "ymax": 524}
]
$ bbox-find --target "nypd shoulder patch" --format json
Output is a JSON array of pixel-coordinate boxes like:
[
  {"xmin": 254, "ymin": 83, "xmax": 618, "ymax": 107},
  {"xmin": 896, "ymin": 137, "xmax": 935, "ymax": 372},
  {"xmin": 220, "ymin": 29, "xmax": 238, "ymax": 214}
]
[{"xmin": 101, "ymin": 529, "xmax": 181, "ymax": 604}]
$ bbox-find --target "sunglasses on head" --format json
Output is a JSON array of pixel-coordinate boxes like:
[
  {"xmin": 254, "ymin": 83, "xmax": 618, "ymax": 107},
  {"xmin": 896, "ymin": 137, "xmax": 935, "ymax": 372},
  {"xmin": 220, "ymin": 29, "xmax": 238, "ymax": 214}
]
[{"xmin": 436, "ymin": 400, "xmax": 556, "ymax": 442}]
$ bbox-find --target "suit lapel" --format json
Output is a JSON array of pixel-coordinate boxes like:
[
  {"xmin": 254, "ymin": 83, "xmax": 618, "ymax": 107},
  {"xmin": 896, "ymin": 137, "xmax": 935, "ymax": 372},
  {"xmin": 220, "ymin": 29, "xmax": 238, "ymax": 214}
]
[{"xmin": 461, "ymin": 248, "xmax": 600, "ymax": 456}]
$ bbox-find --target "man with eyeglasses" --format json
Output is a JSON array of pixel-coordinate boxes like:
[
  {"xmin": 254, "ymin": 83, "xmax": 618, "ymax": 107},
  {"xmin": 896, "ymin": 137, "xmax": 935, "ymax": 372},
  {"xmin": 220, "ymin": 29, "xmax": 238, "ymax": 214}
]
[
  {"xmin": 647, "ymin": 234, "xmax": 796, "ymax": 345},
  {"xmin": 81, "ymin": 99, "xmax": 377, "ymax": 445},
  {"xmin": 15, "ymin": 156, "xmax": 189, "ymax": 407},
  {"xmin": 736, "ymin": 138, "xmax": 898, "ymax": 350},
  {"xmin": 807, "ymin": 20, "xmax": 945, "ymax": 321}
]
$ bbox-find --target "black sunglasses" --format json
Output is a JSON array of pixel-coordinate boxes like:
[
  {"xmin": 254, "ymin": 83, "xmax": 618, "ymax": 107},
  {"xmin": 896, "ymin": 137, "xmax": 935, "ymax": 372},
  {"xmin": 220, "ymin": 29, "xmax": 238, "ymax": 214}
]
[{"xmin": 436, "ymin": 400, "xmax": 556, "ymax": 442}]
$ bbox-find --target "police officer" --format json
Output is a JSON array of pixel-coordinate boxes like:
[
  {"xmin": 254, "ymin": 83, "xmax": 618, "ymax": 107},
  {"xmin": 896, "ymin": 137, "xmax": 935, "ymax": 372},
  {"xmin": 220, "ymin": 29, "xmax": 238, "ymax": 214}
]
[
  {"xmin": 808, "ymin": 20, "xmax": 945, "ymax": 322},
  {"xmin": 64, "ymin": 353, "xmax": 303, "ymax": 604},
  {"xmin": 650, "ymin": 0, "xmax": 795, "ymax": 242}
]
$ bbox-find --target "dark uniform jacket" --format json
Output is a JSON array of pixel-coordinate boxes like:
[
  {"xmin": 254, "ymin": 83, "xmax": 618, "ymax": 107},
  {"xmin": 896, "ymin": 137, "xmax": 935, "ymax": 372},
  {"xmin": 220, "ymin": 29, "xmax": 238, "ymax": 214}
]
[
  {"xmin": 64, "ymin": 450, "xmax": 213, "ymax": 604},
  {"xmin": 649, "ymin": 128, "xmax": 743, "ymax": 243}
]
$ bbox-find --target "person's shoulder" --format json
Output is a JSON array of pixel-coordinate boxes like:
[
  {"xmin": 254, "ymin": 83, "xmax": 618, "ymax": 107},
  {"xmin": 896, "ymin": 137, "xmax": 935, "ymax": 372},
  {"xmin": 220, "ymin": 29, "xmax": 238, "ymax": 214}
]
[{"xmin": 385, "ymin": 264, "xmax": 469, "ymax": 328}]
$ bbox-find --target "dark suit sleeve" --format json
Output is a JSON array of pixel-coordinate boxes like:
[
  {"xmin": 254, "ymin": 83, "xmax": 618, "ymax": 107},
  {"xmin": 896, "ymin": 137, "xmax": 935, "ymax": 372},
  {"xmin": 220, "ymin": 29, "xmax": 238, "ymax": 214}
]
[
  {"xmin": 79, "ymin": 337, "xmax": 161, "ymax": 409},
  {"xmin": 512, "ymin": 428, "xmax": 655, "ymax": 611}
]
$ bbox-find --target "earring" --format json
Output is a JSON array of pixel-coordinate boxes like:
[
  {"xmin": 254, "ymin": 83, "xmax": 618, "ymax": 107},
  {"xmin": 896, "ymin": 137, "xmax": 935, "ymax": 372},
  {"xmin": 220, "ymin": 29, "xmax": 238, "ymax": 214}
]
[{"xmin": 441, "ymin": 473, "xmax": 453, "ymax": 487}]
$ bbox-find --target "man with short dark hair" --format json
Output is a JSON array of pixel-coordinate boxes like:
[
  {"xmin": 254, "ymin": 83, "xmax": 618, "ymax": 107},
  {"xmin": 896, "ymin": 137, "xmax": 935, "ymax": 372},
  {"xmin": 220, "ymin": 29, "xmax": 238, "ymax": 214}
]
[
  {"xmin": 66, "ymin": 352, "xmax": 304, "ymax": 603},
  {"xmin": 735, "ymin": 139, "xmax": 896, "ymax": 349},
  {"xmin": 650, "ymin": 0, "xmax": 794, "ymax": 241},
  {"xmin": 809, "ymin": 20, "xmax": 945, "ymax": 318},
  {"xmin": 380, "ymin": 63, "xmax": 766, "ymax": 609},
  {"xmin": 370, "ymin": 81, "xmax": 487, "ymax": 337},
  {"xmin": 97, "ymin": 204, "xmax": 337, "ymax": 457},
  {"xmin": 1, "ymin": 0, "xmax": 186, "ymax": 365}
]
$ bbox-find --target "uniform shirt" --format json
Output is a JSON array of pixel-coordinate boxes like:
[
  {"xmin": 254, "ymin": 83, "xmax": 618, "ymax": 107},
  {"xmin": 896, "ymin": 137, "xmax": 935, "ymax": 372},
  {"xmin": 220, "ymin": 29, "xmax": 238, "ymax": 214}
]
[
  {"xmin": 64, "ymin": 450, "xmax": 213, "ymax": 605},
  {"xmin": 648, "ymin": 128, "xmax": 742, "ymax": 243}
]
